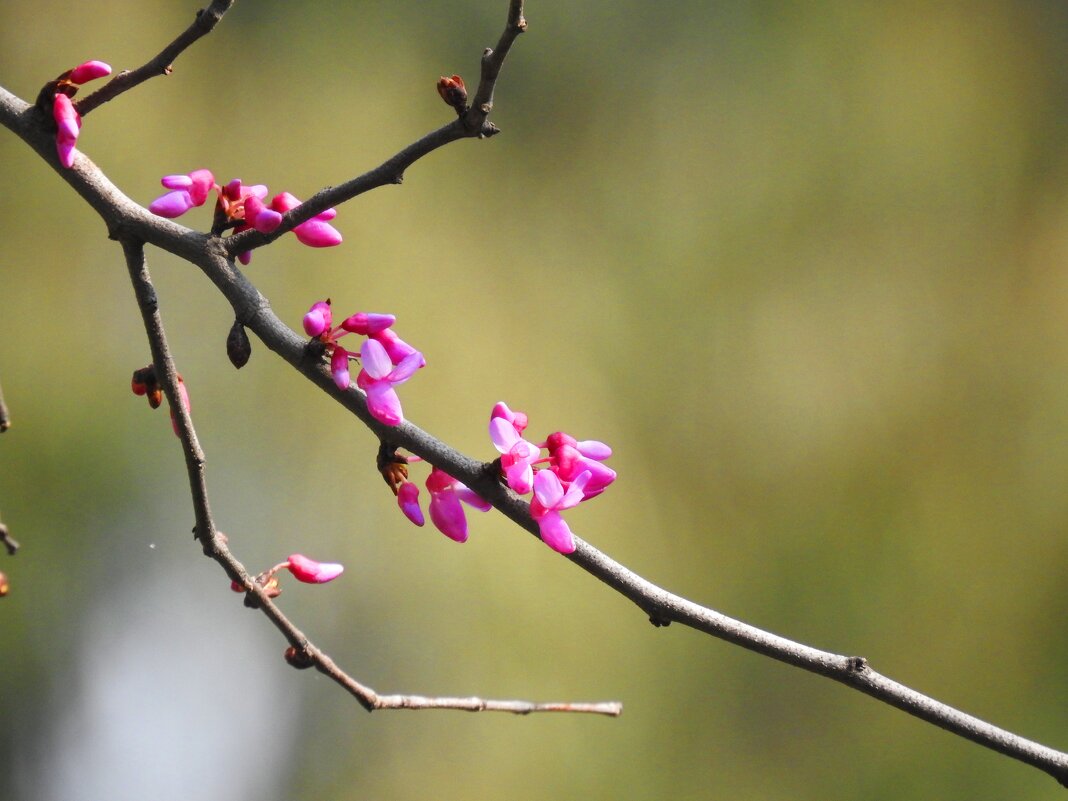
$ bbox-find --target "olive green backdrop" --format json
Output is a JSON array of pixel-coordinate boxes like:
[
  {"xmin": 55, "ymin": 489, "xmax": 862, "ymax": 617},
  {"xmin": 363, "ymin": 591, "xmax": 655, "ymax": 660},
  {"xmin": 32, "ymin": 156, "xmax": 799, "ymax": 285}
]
[{"xmin": 2, "ymin": 1, "xmax": 1067, "ymax": 799}]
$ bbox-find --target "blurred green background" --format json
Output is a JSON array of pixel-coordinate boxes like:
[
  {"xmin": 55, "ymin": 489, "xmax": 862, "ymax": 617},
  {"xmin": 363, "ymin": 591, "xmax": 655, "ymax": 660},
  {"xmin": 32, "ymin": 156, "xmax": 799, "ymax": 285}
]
[{"xmin": 2, "ymin": 1, "xmax": 1068, "ymax": 798}]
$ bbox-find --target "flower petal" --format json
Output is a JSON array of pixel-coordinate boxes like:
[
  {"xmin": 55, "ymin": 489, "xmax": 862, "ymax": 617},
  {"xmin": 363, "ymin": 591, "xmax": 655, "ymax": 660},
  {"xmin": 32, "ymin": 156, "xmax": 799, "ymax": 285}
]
[
  {"xmin": 360, "ymin": 338, "xmax": 393, "ymax": 380},
  {"xmin": 429, "ymin": 491, "xmax": 468, "ymax": 542},
  {"xmin": 286, "ymin": 553, "xmax": 344, "ymax": 583},
  {"xmin": 537, "ymin": 512, "xmax": 576, "ymax": 554},
  {"xmin": 331, "ymin": 345, "xmax": 351, "ymax": 389}
]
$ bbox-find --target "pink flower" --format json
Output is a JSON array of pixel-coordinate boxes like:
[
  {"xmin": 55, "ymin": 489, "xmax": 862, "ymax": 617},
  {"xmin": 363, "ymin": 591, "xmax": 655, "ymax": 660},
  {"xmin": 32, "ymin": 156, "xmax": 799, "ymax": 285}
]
[
  {"xmin": 544, "ymin": 431, "xmax": 616, "ymax": 499},
  {"xmin": 149, "ymin": 169, "xmax": 217, "ymax": 217},
  {"xmin": 425, "ymin": 467, "xmax": 490, "ymax": 542},
  {"xmin": 530, "ymin": 469, "xmax": 592, "ymax": 554},
  {"xmin": 489, "ymin": 416, "xmax": 540, "ymax": 494},
  {"xmin": 269, "ymin": 192, "xmax": 343, "ymax": 248},
  {"xmin": 356, "ymin": 338, "xmax": 424, "ymax": 426},
  {"xmin": 285, "ymin": 553, "xmax": 344, "ymax": 584},
  {"xmin": 301, "ymin": 301, "xmax": 423, "ymax": 412},
  {"xmin": 50, "ymin": 60, "xmax": 111, "ymax": 169}
]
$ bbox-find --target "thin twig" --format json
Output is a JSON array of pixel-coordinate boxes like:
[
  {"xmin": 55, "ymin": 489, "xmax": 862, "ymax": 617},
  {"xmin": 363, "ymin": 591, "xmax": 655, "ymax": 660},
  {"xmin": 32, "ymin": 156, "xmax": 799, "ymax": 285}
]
[
  {"xmin": 120, "ymin": 237, "xmax": 620, "ymax": 717},
  {"xmin": 76, "ymin": 0, "xmax": 236, "ymax": 117},
  {"xmin": 0, "ymin": 519, "xmax": 17, "ymax": 555},
  {"xmin": 0, "ymin": 378, "xmax": 9, "ymax": 432},
  {"xmin": 225, "ymin": 0, "xmax": 526, "ymax": 258}
]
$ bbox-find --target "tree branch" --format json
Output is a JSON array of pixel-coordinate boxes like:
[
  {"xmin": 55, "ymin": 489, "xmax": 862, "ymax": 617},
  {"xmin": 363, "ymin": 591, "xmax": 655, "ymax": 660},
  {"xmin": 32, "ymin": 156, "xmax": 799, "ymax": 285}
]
[
  {"xmin": 120, "ymin": 238, "xmax": 620, "ymax": 717},
  {"xmin": 75, "ymin": 0, "xmax": 236, "ymax": 117},
  {"xmin": 1, "ymin": 0, "xmax": 1065, "ymax": 786}
]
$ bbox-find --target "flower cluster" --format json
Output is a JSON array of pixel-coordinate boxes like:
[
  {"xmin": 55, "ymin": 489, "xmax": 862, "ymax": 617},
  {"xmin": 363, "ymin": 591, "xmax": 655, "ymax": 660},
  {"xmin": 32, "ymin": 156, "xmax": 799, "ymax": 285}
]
[
  {"xmin": 131, "ymin": 364, "xmax": 191, "ymax": 437},
  {"xmin": 231, "ymin": 553, "xmax": 344, "ymax": 599},
  {"xmin": 49, "ymin": 60, "xmax": 112, "ymax": 168},
  {"xmin": 148, "ymin": 170, "xmax": 342, "ymax": 263},
  {"xmin": 387, "ymin": 402, "xmax": 615, "ymax": 555},
  {"xmin": 302, "ymin": 300, "xmax": 425, "ymax": 426},
  {"xmin": 490, "ymin": 402, "xmax": 615, "ymax": 554},
  {"xmin": 381, "ymin": 449, "xmax": 491, "ymax": 544}
]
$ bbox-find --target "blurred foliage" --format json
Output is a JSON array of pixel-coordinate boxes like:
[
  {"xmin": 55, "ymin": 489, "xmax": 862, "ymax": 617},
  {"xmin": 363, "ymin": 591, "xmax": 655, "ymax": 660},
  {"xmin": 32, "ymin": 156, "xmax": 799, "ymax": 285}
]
[{"xmin": 2, "ymin": 1, "xmax": 1068, "ymax": 799}]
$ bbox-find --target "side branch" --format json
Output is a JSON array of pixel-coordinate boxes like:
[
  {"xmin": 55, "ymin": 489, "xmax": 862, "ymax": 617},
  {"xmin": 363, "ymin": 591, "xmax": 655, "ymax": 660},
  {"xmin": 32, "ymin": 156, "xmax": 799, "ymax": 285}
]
[
  {"xmin": 464, "ymin": 0, "xmax": 527, "ymax": 135},
  {"xmin": 0, "ymin": 519, "xmax": 17, "ymax": 556},
  {"xmin": 0, "ymin": 378, "xmax": 9, "ymax": 432},
  {"xmin": 76, "ymin": 0, "xmax": 236, "ymax": 116},
  {"xmin": 119, "ymin": 238, "xmax": 619, "ymax": 718}
]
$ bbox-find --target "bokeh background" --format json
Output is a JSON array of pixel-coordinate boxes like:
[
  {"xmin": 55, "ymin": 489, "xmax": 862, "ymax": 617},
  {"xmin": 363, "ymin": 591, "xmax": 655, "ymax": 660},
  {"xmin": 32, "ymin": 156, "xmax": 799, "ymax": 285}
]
[{"xmin": 2, "ymin": 1, "xmax": 1068, "ymax": 798}]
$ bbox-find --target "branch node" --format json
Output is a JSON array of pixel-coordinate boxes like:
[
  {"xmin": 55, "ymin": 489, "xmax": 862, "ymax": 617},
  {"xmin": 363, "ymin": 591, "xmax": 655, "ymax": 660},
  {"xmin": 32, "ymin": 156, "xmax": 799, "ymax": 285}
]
[{"xmin": 847, "ymin": 656, "xmax": 868, "ymax": 674}]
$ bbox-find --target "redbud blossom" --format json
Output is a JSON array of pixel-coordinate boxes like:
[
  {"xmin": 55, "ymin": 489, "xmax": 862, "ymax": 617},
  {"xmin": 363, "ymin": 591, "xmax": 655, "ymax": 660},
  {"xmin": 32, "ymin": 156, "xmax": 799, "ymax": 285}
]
[
  {"xmin": 285, "ymin": 553, "xmax": 344, "ymax": 584},
  {"xmin": 149, "ymin": 169, "xmax": 216, "ymax": 217},
  {"xmin": 425, "ymin": 467, "xmax": 490, "ymax": 543},
  {"xmin": 489, "ymin": 417, "xmax": 539, "ymax": 494},
  {"xmin": 68, "ymin": 60, "xmax": 112, "ymax": 84},
  {"xmin": 356, "ymin": 339, "xmax": 424, "ymax": 426},
  {"xmin": 530, "ymin": 469, "xmax": 592, "ymax": 554},
  {"xmin": 303, "ymin": 300, "xmax": 333, "ymax": 337},
  {"xmin": 0, "ymin": 571, "xmax": 8, "ymax": 597}
]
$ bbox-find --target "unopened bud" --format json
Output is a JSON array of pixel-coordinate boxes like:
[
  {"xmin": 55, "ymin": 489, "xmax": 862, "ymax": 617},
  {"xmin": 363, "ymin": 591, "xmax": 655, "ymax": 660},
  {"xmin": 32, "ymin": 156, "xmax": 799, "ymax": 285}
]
[
  {"xmin": 284, "ymin": 646, "xmax": 314, "ymax": 670},
  {"xmin": 226, "ymin": 320, "xmax": 252, "ymax": 369},
  {"xmin": 437, "ymin": 74, "xmax": 467, "ymax": 112},
  {"xmin": 0, "ymin": 571, "xmax": 8, "ymax": 596}
]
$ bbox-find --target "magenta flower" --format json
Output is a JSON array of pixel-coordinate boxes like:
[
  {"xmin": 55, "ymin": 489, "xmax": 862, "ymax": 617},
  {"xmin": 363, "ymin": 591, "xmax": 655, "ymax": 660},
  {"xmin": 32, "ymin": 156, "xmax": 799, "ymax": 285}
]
[
  {"xmin": 544, "ymin": 431, "xmax": 616, "ymax": 499},
  {"xmin": 530, "ymin": 469, "xmax": 592, "ymax": 554},
  {"xmin": 425, "ymin": 467, "xmax": 491, "ymax": 543},
  {"xmin": 50, "ymin": 60, "xmax": 111, "ymax": 169},
  {"xmin": 301, "ymin": 300, "xmax": 422, "ymax": 414},
  {"xmin": 489, "ymin": 416, "xmax": 540, "ymax": 494},
  {"xmin": 269, "ymin": 192, "xmax": 343, "ymax": 248},
  {"xmin": 284, "ymin": 553, "xmax": 344, "ymax": 584},
  {"xmin": 356, "ymin": 338, "xmax": 424, "ymax": 426},
  {"xmin": 148, "ymin": 169, "xmax": 217, "ymax": 217}
]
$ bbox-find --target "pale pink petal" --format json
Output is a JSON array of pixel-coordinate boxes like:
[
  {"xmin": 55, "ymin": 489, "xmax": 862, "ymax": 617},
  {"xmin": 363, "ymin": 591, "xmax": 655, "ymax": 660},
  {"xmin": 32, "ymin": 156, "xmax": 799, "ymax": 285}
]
[
  {"xmin": 360, "ymin": 338, "xmax": 392, "ymax": 380},
  {"xmin": 387, "ymin": 350, "xmax": 424, "ymax": 384},
  {"xmin": 490, "ymin": 417, "xmax": 521, "ymax": 453},
  {"xmin": 533, "ymin": 469, "xmax": 565, "ymax": 508},
  {"xmin": 160, "ymin": 174, "xmax": 194, "ymax": 190},
  {"xmin": 577, "ymin": 440, "xmax": 612, "ymax": 460}
]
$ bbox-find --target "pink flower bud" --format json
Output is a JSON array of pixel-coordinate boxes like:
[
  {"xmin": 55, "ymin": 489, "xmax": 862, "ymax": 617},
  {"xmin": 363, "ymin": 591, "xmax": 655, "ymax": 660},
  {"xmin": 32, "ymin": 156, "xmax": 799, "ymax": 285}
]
[
  {"xmin": 398, "ymin": 481, "xmax": 425, "ymax": 526},
  {"xmin": 340, "ymin": 312, "xmax": 396, "ymax": 335},
  {"xmin": 52, "ymin": 93, "xmax": 80, "ymax": 168},
  {"xmin": 69, "ymin": 60, "xmax": 112, "ymax": 84},
  {"xmin": 286, "ymin": 554, "xmax": 344, "ymax": 583},
  {"xmin": 303, "ymin": 300, "xmax": 332, "ymax": 337}
]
